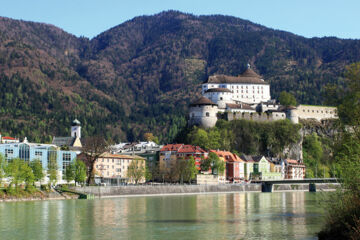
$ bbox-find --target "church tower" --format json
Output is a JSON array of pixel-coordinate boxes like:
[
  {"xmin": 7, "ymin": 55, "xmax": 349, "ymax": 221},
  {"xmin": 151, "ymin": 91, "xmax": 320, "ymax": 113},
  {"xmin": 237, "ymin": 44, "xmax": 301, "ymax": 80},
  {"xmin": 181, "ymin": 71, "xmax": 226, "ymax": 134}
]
[{"xmin": 71, "ymin": 119, "xmax": 81, "ymax": 139}]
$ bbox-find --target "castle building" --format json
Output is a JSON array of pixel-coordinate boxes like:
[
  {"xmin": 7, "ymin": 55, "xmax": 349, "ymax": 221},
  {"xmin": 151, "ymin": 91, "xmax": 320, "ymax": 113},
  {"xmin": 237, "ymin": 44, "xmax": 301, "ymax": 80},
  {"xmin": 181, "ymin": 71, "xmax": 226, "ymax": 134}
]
[
  {"xmin": 201, "ymin": 65, "xmax": 271, "ymax": 104},
  {"xmin": 189, "ymin": 64, "xmax": 338, "ymax": 128}
]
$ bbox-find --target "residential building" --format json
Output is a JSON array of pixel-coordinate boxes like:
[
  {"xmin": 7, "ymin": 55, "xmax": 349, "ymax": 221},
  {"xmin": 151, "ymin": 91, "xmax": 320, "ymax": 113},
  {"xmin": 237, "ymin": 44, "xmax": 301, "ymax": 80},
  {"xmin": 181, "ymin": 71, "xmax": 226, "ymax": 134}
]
[
  {"xmin": 94, "ymin": 153, "xmax": 146, "ymax": 184},
  {"xmin": 210, "ymin": 150, "xmax": 245, "ymax": 182},
  {"xmin": 284, "ymin": 159, "xmax": 306, "ymax": 179},
  {"xmin": 0, "ymin": 133, "xmax": 19, "ymax": 144},
  {"xmin": 159, "ymin": 144, "xmax": 207, "ymax": 176}
]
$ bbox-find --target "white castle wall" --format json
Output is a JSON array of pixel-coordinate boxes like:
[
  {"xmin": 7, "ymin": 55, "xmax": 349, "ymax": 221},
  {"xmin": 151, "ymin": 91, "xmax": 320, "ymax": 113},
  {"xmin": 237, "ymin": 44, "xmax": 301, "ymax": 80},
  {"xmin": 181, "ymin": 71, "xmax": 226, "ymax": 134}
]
[
  {"xmin": 290, "ymin": 105, "xmax": 338, "ymax": 123},
  {"xmin": 202, "ymin": 83, "xmax": 270, "ymax": 104}
]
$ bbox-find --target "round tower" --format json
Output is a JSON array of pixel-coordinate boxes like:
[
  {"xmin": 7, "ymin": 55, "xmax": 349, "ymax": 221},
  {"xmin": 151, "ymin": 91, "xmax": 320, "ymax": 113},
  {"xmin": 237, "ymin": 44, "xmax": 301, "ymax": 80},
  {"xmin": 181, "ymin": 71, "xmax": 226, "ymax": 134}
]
[
  {"xmin": 286, "ymin": 107, "xmax": 299, "ymax": 124},
  {"xmin": 71, "ymin": 119, "xmax": 81, "ymax": 138},
  {"xmin": 189, "ymin": 97, "xmax": 218, "ymax": 128}
]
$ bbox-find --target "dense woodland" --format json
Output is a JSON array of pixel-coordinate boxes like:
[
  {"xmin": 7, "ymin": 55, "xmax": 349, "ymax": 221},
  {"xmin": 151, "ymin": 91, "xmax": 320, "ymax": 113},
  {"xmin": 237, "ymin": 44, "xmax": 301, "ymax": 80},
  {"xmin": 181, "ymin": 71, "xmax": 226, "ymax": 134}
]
[{"xmin": 0, "ymin": 11, "xmax": 360, "ymax": 143}]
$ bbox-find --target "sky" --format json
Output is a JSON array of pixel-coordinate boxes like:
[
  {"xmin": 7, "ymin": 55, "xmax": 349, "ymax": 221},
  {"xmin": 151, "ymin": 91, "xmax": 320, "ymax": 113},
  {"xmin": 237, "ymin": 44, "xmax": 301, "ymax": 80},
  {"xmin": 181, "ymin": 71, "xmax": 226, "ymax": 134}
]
[{"xmin": 1, "ymin": 0, "xmax": 359, "ymax": 39}]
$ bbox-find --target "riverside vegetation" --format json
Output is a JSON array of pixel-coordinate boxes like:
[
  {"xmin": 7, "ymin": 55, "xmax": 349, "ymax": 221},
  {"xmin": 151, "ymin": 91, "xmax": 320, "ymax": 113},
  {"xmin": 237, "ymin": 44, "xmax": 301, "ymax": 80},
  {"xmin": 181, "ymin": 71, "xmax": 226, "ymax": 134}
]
[
  {"xmin": 317, "ymin": 63, "xmax": 360, "ymax": 239},
  {"xmin": 0, "ymin": 155, "xmax": 86, "ymax": 199}
]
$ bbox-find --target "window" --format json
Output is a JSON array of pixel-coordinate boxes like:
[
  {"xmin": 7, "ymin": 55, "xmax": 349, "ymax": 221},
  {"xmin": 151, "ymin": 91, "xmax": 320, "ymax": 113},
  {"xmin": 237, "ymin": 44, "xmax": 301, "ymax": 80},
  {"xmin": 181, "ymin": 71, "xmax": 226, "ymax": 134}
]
[
  {"xmin": 19, "ymin": 144, "xmax": 30, "ymax": 162},
  {"xmin": 5, "ymin": 149, "xmax": 13, "ymax": 161},
  {"xmin": 220, "ymin": 97, "xmax": 223, "ymax": 100},
  {"xmin": 62, "ymin": 153, "xmax": 71, "ymax": 171},
  {"xmin": 206, "ymin": 112, "xmax": 210, "ymax": 117},
  {"xmin": 35, "ymin": 151, "xmax": 42, "ymax": 157}
]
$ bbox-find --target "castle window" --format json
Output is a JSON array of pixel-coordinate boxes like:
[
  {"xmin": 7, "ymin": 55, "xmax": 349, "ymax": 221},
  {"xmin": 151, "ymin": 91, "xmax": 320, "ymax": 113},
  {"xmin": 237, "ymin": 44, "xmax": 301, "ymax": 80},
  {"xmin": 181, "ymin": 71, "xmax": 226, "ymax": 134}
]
[
  {"xmin": 303, "ymin": 110, "xmax": 305, "ymax": 112},
  {"xmin": 206, "ymin": 112, "xmax": 210, "ymax": 117},
  {"xmin": 326, "ymin": 111, "xmax": 328, "ymax": 113},
  {"xmin": 220, "ymin": 97, "xmax": 223, "ymax": 100}
]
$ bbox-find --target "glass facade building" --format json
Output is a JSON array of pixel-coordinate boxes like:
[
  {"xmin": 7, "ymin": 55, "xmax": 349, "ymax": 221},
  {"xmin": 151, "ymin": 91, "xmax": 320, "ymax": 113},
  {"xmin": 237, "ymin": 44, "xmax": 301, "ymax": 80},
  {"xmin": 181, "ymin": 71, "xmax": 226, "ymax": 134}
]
[{"xmin": 0, "ymin": 142, "xmax": 77, "ymax": 178}]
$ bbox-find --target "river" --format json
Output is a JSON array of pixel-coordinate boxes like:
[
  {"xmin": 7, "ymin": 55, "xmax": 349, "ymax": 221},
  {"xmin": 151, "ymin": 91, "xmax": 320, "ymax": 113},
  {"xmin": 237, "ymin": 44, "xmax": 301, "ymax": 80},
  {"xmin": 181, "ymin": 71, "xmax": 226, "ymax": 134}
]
[{"xmin": 0, "ymin": 192, "xmax": 326, "ymax": 240}]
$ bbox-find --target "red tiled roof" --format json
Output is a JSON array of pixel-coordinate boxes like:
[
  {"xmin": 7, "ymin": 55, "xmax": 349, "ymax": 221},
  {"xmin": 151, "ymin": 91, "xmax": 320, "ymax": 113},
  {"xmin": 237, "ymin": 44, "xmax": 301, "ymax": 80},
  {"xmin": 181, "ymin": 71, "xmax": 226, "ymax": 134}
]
[
  {"xmin": 160, "ymin": 144, "xmax": 184, "ymax": 152},
  {"xmin": 2, "ymin": 136, "xmax": 17, "ymax": 140},
  {"xmin": 160, "ymin": 144, "xmax": 206, "ymax": 154},
  {"xmin": 210, "ymin": 150, "xmax": 244, "ymax": 162}
]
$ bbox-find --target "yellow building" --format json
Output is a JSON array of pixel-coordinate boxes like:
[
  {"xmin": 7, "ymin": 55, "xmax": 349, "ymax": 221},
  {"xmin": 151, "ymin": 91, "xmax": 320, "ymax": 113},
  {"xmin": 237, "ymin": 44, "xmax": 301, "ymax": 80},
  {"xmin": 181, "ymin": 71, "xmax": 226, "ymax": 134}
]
[{"xmin": 95, "ymin": 153, "xmax": 146, "ymax": 183}]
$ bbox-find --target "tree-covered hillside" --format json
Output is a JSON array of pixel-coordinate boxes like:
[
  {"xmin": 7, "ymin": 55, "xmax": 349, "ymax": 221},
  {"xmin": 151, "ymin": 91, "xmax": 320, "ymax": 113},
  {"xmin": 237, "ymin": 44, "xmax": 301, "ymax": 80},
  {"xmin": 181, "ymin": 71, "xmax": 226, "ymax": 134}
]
[{"xmin": 0, "ymin": 11, "xmax": 360, "ymax": 143}]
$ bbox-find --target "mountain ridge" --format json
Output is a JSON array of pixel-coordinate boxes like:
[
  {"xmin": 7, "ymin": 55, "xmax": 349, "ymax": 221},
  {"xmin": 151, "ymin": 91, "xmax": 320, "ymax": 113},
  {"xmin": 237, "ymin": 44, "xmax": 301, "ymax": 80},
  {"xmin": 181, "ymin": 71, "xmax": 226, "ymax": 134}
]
[{"xmin": 0, "ymin": 10, "xmax": 359, "ymax": 143}]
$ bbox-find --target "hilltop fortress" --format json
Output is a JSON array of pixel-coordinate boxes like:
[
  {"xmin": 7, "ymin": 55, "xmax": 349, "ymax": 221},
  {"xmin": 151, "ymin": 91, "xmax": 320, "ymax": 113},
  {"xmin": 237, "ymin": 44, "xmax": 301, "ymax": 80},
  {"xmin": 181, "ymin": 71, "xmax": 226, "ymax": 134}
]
[{"xmin": 189, "ymin": 65, "xmax": 338, "ymax": 128}]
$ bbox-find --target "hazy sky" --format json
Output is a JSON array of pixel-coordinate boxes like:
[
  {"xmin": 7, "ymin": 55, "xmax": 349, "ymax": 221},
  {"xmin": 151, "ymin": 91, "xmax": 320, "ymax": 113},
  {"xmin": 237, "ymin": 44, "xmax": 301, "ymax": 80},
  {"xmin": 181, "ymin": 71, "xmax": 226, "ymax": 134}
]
[{"xmin": 1, "ymin": 0, "xmax": 359, "ymax": 39}]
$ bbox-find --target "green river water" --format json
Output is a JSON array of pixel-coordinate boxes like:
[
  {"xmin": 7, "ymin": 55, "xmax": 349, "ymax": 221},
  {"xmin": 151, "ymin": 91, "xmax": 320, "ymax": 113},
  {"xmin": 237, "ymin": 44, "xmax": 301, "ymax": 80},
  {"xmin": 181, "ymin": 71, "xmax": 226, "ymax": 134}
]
[{"xmin": 0, "ymin": 192, "xmax": 326, "ymax": 240}]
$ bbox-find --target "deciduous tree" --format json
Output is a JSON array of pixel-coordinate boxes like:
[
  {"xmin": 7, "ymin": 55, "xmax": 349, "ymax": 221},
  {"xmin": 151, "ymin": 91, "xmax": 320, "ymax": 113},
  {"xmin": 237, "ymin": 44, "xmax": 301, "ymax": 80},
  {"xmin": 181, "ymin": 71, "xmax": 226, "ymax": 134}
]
[
  {"xmin": 82, "ymin": 136, "xmax": 109, "ymax": 185},
  {"xmin": 127, "ymin": 159, "xmax": 145, "ymax": 184}
]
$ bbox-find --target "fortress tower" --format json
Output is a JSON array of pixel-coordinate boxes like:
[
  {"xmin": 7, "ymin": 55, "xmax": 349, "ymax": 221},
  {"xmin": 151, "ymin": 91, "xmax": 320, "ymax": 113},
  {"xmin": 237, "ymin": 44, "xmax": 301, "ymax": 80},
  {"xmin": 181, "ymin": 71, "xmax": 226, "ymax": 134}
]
[{"xmin": 189, "ymin": 97, "xmax": 219, "ymax": 128}]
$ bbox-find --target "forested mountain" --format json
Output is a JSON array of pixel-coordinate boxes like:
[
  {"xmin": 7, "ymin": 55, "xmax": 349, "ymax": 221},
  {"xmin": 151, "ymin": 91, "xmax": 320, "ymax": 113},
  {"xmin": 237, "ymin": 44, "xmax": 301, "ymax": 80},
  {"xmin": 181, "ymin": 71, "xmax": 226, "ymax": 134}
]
[{"xmin": 0, "ymin": 10, "xmax": 360, "ymax": 143}]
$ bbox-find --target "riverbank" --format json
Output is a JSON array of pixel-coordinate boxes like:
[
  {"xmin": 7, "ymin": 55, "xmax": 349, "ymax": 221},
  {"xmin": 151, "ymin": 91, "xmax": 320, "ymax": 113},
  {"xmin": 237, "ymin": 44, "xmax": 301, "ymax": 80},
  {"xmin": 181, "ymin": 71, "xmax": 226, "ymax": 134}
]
[
  {"xmin": 0, "ymin": 189, "xmax": 79, "ymax": 202},
  {"xmin": 72, "ymin": 183, "xmax": 340, "ymax": 198}
]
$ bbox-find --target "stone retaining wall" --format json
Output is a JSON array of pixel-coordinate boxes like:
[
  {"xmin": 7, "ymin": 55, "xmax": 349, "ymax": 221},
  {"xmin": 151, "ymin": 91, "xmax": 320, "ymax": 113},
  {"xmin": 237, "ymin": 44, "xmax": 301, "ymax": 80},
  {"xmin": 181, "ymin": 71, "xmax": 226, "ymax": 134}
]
[{"xmin": 72, "ymin": 184, "xmax": 261, "ymax": 197}]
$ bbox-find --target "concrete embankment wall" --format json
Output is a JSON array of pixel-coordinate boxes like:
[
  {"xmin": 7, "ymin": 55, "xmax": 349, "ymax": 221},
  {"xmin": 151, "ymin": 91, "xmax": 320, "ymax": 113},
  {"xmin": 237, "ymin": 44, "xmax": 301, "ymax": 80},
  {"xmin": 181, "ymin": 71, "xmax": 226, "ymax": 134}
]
[
  {"xmin": 72, "ymin": 184, "xmax": 261, "ymax": 197},
  {"xmin": 72, "ymin": 183, "xmax": 340, "ymax": 197},
  {"xmin": 273, "ymin": 183, "xmax": 341, "ymax": 192}
]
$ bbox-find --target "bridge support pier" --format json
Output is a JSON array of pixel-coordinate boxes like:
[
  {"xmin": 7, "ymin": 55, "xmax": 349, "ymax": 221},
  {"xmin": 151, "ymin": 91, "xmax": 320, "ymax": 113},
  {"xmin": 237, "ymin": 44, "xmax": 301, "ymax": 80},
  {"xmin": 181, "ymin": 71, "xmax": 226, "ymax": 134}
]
[
  {"xmin": 309, "ymin": 183, "xmax": 316, "ymax": 192},
  {"xmin": 261, "ymin": 183, "xmax": 273, "ymax": 192}
]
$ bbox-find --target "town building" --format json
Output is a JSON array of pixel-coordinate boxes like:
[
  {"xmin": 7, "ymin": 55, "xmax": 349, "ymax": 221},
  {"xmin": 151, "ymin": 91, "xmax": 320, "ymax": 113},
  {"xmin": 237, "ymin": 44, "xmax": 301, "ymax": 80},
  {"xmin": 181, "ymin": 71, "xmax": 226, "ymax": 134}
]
[
  {"xmin": 159, "ymin": 144, "xmax": 207, "ymax": 174},
  {"xmin": 110, "ymin": 141, "xmax": 162, "ymax": 170},
  {"xmin": 0, "ymin": 134, "xmax": 20, "ymax": 144},
  {"xmin": 94, "ymin": 153, "xmax": 146, "ymax": 184},
  {"xmin": 52, "ymin": 119, "xmax": 83, "ymax": 150},
  {"xmin": 284, "ymin": 159, "xmax": 306, "ymax": 179},
  {"xmin": 0, "ymin": 138, "xmax": 77, "ymax": 183},
  {"xmin": 210, "ymin": 150, "xmax": 245, "ymax": 182}
]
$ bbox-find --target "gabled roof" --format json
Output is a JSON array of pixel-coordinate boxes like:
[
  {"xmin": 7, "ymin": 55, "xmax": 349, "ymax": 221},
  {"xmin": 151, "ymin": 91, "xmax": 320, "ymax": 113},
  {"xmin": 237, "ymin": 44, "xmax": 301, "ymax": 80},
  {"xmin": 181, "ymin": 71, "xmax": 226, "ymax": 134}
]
[
  {"xmin": 205, "ymin": 67, "xmax": 267, "ymax": 85},
  {"xmin": 160, "ymin": 144, "xmax": 184, "ymax": 152},
  {"xmin": 190, "ymin": 96, "xmax": 217, "ymax": 106},
  {"xmin": 2, "ymin": 136, "xmax": 17, "ymax": 140},
  {"xmin": 100, "ymin": 152, "xmax": 145, "ymax": 160},
  {"xmin": 160, "ymin": 144, "xmax": 206, "ymax": 154},
  {"xmin": 52, "ymin": 137, "xmax": 76, "ymax": 147},
  {"xmin": 210, "ymin": 150, "xmax": 244, "ymax": 162}
]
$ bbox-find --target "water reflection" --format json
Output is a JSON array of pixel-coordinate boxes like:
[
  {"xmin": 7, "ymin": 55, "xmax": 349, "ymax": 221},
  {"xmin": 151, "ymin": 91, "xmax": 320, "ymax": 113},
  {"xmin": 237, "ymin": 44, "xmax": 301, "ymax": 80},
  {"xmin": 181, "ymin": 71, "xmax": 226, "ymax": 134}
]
[{"xmin": 0, "ymin": 192, "xmax": 325, "ymax": 240}]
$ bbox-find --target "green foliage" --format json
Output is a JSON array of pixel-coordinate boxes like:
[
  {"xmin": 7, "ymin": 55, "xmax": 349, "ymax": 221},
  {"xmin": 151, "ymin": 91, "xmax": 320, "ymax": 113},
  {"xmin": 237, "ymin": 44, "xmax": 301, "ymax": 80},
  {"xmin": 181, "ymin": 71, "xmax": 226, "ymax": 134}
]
[
  {"xmin": 65, "ymin": 163, "xmax": 75, "ymax": 183},
  {"xmin": 5, "ymin": 158, "xmax": 34, "ymax": 192},
  {"xmin": 279, "ymin": 91, "xmax": 297, "ymax": 106},
  {"xmin": 319, "ymin": 63, "xmax": 360, "ymax": 239},
  {"xmin": 30, "ymin": 159, "xmax": 44, "ymax": 183},
  {"xmin": 186, "ymin": 119, "xmax": 301, "ymax": 157},
  {"xmin": 207, "ymin": 152, "xmax": 225, "ymax": 175},
  {"xmin": 47, "ymin": 156, "xmax": 58, "ymax": 186},
  {"xmin": 127, "ymin": 160, "xmax": 145, "ymax": 184},
  {"xmin": 0, "ymin": 154, "xmax": 5, "ymax": 185},
  {"xmin": 0, "ymin": 12, "xmax": 358, "ymax": 144},
  {"xmin": 74, "ymin": 160, "xmax": 87, "ymax": 185}
]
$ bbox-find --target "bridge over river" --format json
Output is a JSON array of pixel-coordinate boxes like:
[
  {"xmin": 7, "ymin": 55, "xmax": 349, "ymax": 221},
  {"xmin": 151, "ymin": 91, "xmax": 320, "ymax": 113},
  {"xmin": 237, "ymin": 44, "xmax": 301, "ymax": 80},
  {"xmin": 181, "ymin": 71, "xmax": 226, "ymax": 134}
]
[{"xmin": 251, "ymin": 178, "xmax": 339, "ymax": 192}]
